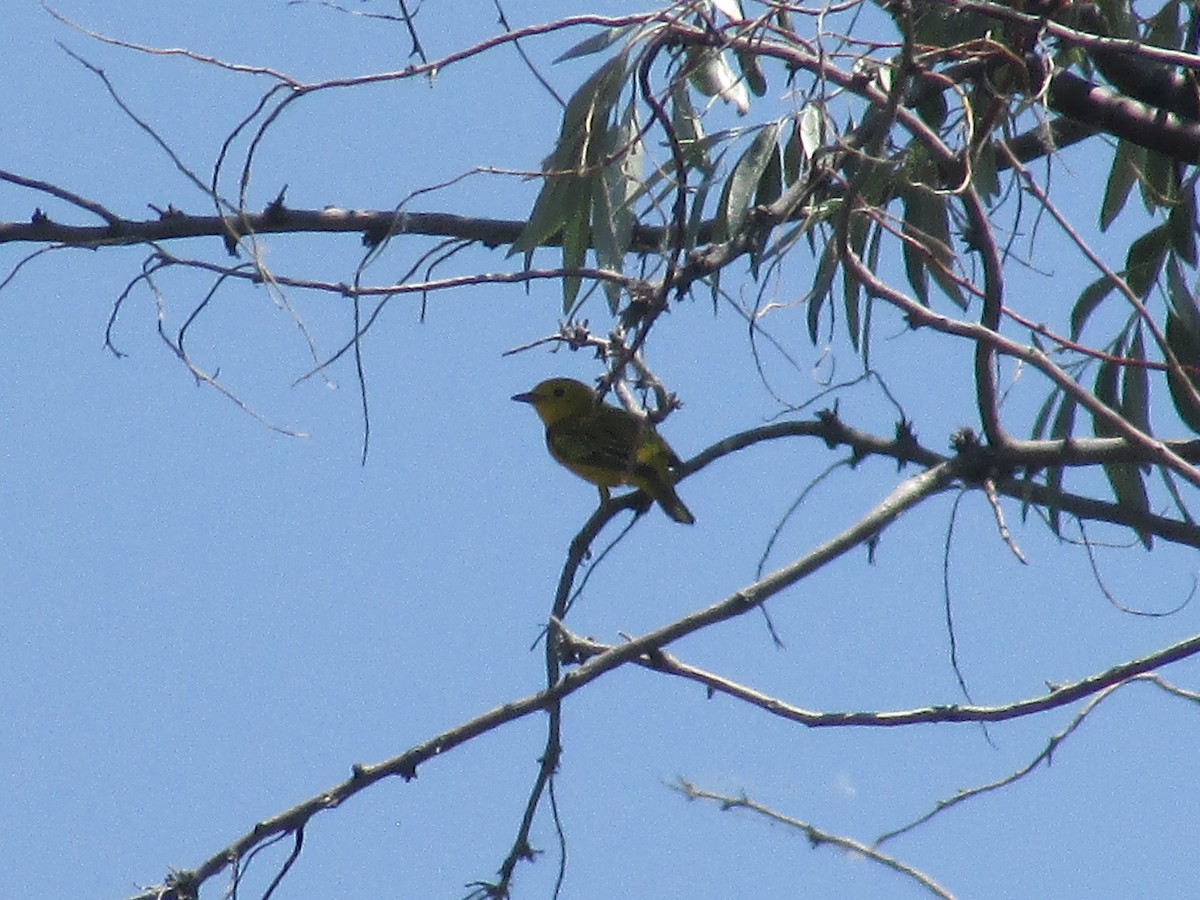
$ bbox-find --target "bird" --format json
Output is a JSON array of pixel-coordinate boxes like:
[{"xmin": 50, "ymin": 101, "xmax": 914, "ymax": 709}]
[{"xmin": 512, "ymin": 377, "xmax": 695, "ymax": 524}]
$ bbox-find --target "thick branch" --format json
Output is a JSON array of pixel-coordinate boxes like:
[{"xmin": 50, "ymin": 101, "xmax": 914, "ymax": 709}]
[
  {"xmin": 0, "ymin": 205, "xmax": 669, "ymax": 254},
  {"xmin": 1048, "ymin": 68, "xmax": 1200, "ymax": 163}
]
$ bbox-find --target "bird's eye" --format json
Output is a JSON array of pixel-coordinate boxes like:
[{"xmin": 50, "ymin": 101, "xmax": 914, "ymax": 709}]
[{"xmin": 553, "ymin": 387, "xmax": 564, "ymax": 397}]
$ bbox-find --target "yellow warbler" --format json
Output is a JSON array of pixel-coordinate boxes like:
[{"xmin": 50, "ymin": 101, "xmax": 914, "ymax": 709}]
[{"xmin": 512, "ymin": 377, "xmax": 695, "ymax": 525}]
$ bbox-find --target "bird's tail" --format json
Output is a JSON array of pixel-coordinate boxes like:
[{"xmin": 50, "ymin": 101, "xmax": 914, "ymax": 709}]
[{"xmin": 655, "ymin": 484, "xmax": 695, "ymax": 525}]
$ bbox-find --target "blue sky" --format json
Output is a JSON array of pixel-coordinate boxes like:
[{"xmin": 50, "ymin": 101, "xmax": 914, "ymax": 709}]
[{"xmin": 3, "ymin": 2, "xmax": 1199, "ymax": 898}]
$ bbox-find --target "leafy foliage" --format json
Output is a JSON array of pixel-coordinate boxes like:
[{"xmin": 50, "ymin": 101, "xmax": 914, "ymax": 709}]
[{"xmin": 508, "ymin": 0, "xmax": 1200, "ymax": 529}]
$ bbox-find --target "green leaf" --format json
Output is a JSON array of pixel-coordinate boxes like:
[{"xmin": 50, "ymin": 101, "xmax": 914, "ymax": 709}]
[
  {"xmin": 748, "ymin": 142, "xmax": 783, "ymax": 277},
  {"xmin": 1091, "ymin": 354, "xmax": 1151, "ymax": 543},
  {"xmin": 553, "ymin": 25, "xmax": 635, "ymax": 64},
  {"xmin": 1050, "ymin": 388, "xmax": 1078, "ymax": 443},
  {"xmin": 510, "ymin": 56, "xmax": 627, "ymax": 258},
  {"xmin": 862, "ymin": 223, "xmax": 882, "ymax": 365},
  {"xmin": 685, "ymin": 149, "xmax": 725, "ymax": 252},
  {"xmin": 782, "ymin": 124, "xmax": 803, "ymax": 188},
  {"xmin": 1102, "ymin": 460, "xmax": 1152, "ymax": 547},
  {"xmin": 557, "ymin": 55, "xmax": 628, "ymax": 167},
  {"xmin": 1044, "ymin": 391, "xmax": 1078, "ymax": 535},
  {"xmin": 843, "ymin": 215, "xmax": 870, "ymax": 351},
  {"xmin": 1100, "ymin": 139, "xmax": 1145, "ymax": 231},
  {"xmin": 806, "ymin": 242, "xmax": 840, "ymax": 344},
  {"xmin": 1168, "ymin": 178, "xmax": 1197, "ymax": 265},
  {"xmin": 591, "ymin": 108, "xmax": 643, "ymax": 311},
  {"xmin": 1158, "ymin": 467, "xmax": 1196, "ymax": 526},
  {"xmin": 1124, "ymin": 224, "xmax": 1170, "ymax": 298},
  {"xmin": 670, "ymin": 79, "xmax": 711, "ymax": 174},
  {"xmin": 735, "ymin": 49, "xmax": 767, "ymax": 97},
  {"xmin": 1069, "ymin": 275, "xmax": 1117, "ymax": 340},
  {"xmin": 590, "ymin": 92, "xmax": 651, "ymax": 302},
  {"xmin": 1146, "ymin": 0, "xmax": 1181, "ymax": 50},
  {"xmin": 754, "ymin": 142, "xmax": 782, "ymax": 209},
  {"xmin": 1096, "ymin": 0, "xmax": 1136, "ymax": 39},
  {"xmin": 1092, "ymin": 354, "xmax": 1121, "ymax": 436},
  {"xmin": 1121, "ymin": 327, "xmax": 1151, "ymax": 437},
  {"xmin": 1165, "ymin": 311, "xmax": 1200, "ymax": 434},
  {"xmin": 1030, "ymin": 387, "xmax": 1062, "ymax": 441},
  {"xmin": 560, "ymin": 204, "xmax": 588, "ymax": 312},
  {"xmin": 908, "ymin": 4, "xmax": 992, "ymax": 45},
  {"xmin": 901, "ymin": 224, "xmax": 929, "ymax": 306},
  {"xmin": 798, "ymin": 103, "xmax": 825, "ymax": 161},
  {"xmin": 1141, "ymin": 149, "xmax": 1177, "ymax": 212},
  {"xmin": 510, "ymin": 171, "xmax": 589, "ymax": 257},
  {"xmin": 1166, "ymin": 256, "xmax": 1200, "ymax": 335},
  {"xmin": 971, "ymin": 140, "xmax": 1000, "ymax": 203},
  {"xmin": 1092, "ymin": 351, "xmax": 1150, "ymax": 544},
  {"xmin": 716, "ymin": 121, "xmax": 784, "ymax": 241},
  {"xmin": 901, "ymin": 185, "xmax": 963, "ymax": 308}
]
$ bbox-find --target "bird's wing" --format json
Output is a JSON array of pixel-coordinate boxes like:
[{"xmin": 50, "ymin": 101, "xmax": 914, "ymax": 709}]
[{"xmin": 547, "ymin": 421, "xmax": 627, "ymax": 467}]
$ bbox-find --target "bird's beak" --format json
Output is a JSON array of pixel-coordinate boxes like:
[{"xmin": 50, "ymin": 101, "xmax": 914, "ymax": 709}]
[{"xmin": 511, "ymin": 391, "xmax": 536, "ymax": 404}]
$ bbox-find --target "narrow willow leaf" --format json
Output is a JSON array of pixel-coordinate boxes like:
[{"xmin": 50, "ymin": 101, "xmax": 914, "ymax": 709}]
[
  {"xmin": 1141, "ymin": 149, "xmax": 1177, "ymax": 212},
  {"xmin": 1069, "ymin": 275, "xmax": 1117, "ymax": 340},
  {"xmin": 1102, "ymin": 461, "xmax": 1152, "ymax": 547},
  {"xmin": 755, "ymin": 143, "xmax": 782, "ymax": 209},
  {"xmin": 685, "ymin": 148, "xmax": 725, "ymax": 252},
  {"xmin": 1093, "ymin": 353, "xmax": 1151, "ymax": 544},
  {"xmin": 735, "ymin": 49, "xmax": 767, "ymax": 97},
  {"xmin": 510, "ymin": 56, "xmax": 627, "ymax": 257},
  {"xmin": 591, "ymin": 182, "xmax": 623, "ymax": 313},
  {"xmin": 901, "ymin": 227, "xmax": 929, "ymax": 306},
  {"xmin": 560, "ymin": 204, "xmax": 589, "ymax": 312},
  {"xmin": 1158, "ymin": 468, "xmax": 1196, "ymax": 526},
  {"xmin": 1121, "ymin": 327, "xmax": 1151, "ymax": 437},
  {"xmin": 971, "ymin": 140, "xmax": 1000, "ymax": 203},
  {"xmin": 862, "ymin": 223, "xmax": 883, "ymax": 365},
  {"xmin": 559, "ymin": 56, "xmax": 628, "ymax": 166},
  {"xmin": 670, "ymin": 79, "xmax": 710, "ymax": 174},
  {"xmin": 909, "ymin": 4, "xmax": 992, "ymax": 44},
  {"xmin": 1050, "ymin": 388, "xmax": 1078, "ymax": 442},
  {"xmin": 901, "ymin": 186, "xmax": 964, "ymax": 308},
  {"xmin": 1045, "ymin": 392, "xmax": 1078, "ymax": 536},
  {"xmin": 720, "ymin": 121, "xmax": 784, "ymax": 239},
  {"xmin": 1124, "ymin": 224, "xmax": 1170, "ymax": 298},
  {"xmin": 1146, "ymin": 0, "xmax": 1182, "ymax": 51},
  {"xmin": 1093, "ymin": 355, "xmax": 1121, "ymax": 435},
  {"xmin": 1100, "ymin": 139, "xmax": 1145, "ymax": 231},
  {"xmin": 843, "ymin": 215, "xmax": 870, "ymax": 351},
  {"xmin": 1096, "ymin": 0, "xmax": 1136, "ymax": 39},
  {"xmin": 553, "ymin": 25, "xmax": 635, "ymax": 64},
  {"xmin": 592, "ymin": 110, "xmax": 643, "ymax": 311},
  {"xmin": 748, "ymin": 143, "xmax": 783, "ymax": 277},
  {"xmin": 806, "ymin": 243, "xmax": 839, "ymax": 344},
  {"xmin": 509, "ymin": 173, "xmax": 583, "ymax": 257},
  {"xmin": 782, "ymin": 123, "xmax": 803, "ymax": 188},
  {"xmin": 1165, "ymin": 311, "xmax": 1200, "ymax": 434},
  {"xmin": 798, "ymin": 103, "xmax": 825, "ymax": 161},
  {"xmin": 1030, "ymin": 387, "xmax": 1062, "ymax": 441},
  {"xmin": 1166, "ymin": 256, "xmax": 1200, "ymax": 334},
  {"xmin": 1168, "ymin": 179, "xmax": 1197, "ymax": 265}
]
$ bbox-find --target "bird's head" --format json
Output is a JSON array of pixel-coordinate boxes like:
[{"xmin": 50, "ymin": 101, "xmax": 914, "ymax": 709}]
[{"xmin": 512, "ymin": 378, "xmax": 596, "ymax": 426}]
